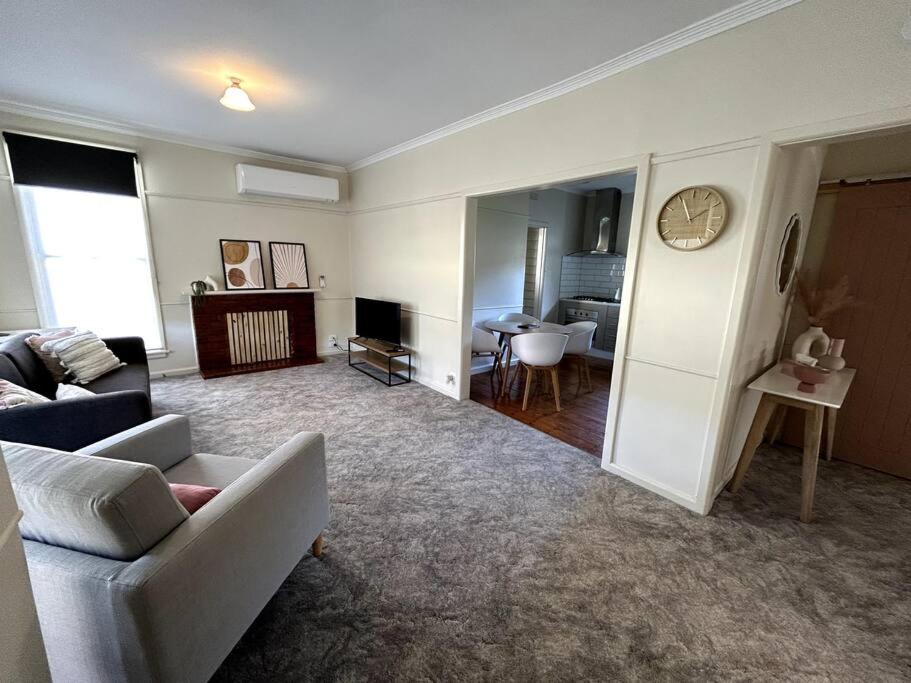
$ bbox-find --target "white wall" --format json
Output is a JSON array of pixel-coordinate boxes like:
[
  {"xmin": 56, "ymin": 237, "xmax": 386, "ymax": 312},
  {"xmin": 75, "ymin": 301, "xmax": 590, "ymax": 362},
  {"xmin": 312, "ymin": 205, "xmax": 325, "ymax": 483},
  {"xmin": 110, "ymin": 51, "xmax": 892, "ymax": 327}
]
[
  {"xmin": 346, "ymin": 0, "xmax": 911, "ymax": 511},
  {"xmin": 717, "ymin": 144, "xmax": 826, "ymax": 492},
  {"xmin": 528, "ymin": 190, "xmax": 586, "ymax": 321},
  {"xmin": 821, "ymin": 128, "xmax": 911, "ymax": 180},
  {"xmin": 470, "ymin": 189, "xmax": 586, "ymax": 330},
  {"xmin": 0, "ymin": 110, "xmax": 354, "ymax": 374},
  {"xmin": 472, "ymin": 192, "xmax": 530, "ymax": 328}
]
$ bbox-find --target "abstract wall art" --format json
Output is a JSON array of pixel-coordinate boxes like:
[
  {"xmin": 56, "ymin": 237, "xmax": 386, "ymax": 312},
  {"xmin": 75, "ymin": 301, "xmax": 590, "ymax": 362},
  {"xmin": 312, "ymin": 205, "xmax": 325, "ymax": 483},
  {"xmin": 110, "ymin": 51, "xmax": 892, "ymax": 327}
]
[
  {"xmin": 269, "ymin": 241, "xmax": 310, "ymax": 289},
  {"xmin": 220, "ymin": 239, "xmax": 265, "ymax": 290}
]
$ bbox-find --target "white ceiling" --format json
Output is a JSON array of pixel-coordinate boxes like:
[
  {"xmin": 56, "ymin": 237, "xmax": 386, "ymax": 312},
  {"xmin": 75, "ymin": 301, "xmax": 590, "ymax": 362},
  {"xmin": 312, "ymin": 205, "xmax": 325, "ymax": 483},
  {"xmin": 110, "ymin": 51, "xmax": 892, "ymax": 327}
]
[{"xmin": 0, "ymin": 0, "xmax": 750, "ymax": 167}]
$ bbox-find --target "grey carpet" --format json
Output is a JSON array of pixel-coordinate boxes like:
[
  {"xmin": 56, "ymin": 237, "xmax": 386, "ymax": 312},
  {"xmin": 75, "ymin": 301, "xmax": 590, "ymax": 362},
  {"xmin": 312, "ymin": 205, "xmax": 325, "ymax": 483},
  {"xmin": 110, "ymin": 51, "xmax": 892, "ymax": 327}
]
[{"xmin": 151, "ymin": 357, "xmax": 911, "ymax": 681}]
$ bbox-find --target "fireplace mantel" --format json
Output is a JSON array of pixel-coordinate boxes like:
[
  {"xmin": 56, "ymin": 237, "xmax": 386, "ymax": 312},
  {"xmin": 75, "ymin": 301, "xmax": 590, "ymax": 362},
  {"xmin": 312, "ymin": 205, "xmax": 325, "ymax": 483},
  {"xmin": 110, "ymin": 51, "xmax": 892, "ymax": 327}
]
[{"xmin": 190, "ymin": 291, "xmax": 320, "ymax": 379}]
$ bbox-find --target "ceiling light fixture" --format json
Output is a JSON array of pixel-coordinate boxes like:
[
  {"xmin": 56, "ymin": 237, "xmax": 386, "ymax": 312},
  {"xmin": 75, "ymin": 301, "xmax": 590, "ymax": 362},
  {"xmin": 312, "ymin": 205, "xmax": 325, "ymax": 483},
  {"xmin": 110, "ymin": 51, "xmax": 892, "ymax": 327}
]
[{"xmin": 219, "ymin": 77, "xmax": 255, "ymax": 111}]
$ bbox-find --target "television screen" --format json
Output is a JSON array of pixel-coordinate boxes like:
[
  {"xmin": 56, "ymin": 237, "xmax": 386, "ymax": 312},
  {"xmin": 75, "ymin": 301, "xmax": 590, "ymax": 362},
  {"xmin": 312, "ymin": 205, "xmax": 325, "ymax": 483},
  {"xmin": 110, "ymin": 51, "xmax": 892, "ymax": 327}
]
[{"xmin": 355, "ymin": 297, "xmax": 402, "ymax": 346}]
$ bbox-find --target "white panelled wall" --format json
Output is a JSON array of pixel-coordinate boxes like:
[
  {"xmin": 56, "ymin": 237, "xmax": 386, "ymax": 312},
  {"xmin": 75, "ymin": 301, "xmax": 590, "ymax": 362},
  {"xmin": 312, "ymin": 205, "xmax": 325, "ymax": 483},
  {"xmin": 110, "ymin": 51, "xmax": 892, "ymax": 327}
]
[
  {"xmin": 346, "ymin": 0, "xmax": 911, "ymax": 513},
  {"xmin": 0, "ymin": 0, "xmax": 909, "ymax": 514}
]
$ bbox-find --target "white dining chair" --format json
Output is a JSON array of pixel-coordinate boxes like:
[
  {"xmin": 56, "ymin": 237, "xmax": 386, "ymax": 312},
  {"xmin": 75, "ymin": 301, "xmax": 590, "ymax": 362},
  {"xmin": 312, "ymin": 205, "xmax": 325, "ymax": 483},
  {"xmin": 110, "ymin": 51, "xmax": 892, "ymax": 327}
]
[
  {"xmin": 498, "ymin": 312, "xmax": 540, "ymax": 324},
  {"xmin": 563, "ymin": 321, "xmax": 597, "ymax": 395},
  {"xmin": 510, "ymin": 332, "xmax": 569, "ymax": 411},
  {"xmin": 471, "ymin": 325, "xmax": 503, "ymax": 382},
  {"xmin": 494, "ymin": 312, "xmax": 540, "ymax": 357}
]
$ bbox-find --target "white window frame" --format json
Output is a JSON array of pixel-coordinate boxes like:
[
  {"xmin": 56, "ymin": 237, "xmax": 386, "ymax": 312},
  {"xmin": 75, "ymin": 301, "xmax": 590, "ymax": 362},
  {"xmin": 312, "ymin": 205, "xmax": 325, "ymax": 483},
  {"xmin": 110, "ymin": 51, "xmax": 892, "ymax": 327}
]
[{"xmin": 3, "ymin": 131, "xmax": 168, "ymax": 356}]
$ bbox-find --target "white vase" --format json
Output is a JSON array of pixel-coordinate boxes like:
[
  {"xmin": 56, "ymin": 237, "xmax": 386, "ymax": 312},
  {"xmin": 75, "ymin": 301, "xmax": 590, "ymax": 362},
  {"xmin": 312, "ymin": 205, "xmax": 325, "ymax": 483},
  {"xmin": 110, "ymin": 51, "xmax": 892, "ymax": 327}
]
[{"xmin": 792, "ymin": 326, "xmax": 830, "ymax": 360}]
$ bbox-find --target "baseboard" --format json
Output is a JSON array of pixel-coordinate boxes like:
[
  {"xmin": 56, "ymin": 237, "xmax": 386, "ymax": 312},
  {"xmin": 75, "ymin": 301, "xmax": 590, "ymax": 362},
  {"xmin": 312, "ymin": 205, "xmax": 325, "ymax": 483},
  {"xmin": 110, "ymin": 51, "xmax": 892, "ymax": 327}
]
[
  {"xmin": 149, "ymin": 366, "xmax": 199, "ymax": 379},
  {"xmin": 318, "ymin": 347, "xmax": 346, "ymax": 357},
  {"xmin": 603, "ymin": 462, "xmax": 703, "ymax": 514},
  {"xmin": 416, "ymin": 375, "xmax": 459, "ymax": 399}
]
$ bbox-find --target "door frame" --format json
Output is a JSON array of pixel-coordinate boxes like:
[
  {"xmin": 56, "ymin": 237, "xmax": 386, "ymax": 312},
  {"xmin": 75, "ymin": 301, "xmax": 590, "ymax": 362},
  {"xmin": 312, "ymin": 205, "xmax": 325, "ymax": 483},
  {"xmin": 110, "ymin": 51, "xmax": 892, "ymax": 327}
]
[
  {"xmin": 457, "ymin": 153, "xmax": 651, "ymax": 474},
  {"xmin": 709, "ymin": 109, "xmax": 911, "ymax": 495}
]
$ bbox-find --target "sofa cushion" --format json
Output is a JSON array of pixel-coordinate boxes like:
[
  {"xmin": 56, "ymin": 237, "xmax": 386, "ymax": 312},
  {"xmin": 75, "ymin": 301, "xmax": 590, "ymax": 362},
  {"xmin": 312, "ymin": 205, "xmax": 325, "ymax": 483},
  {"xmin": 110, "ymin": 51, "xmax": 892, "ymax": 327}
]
[
  {"xmin": 44, "ymin": 330, "xmax": 124, "ymax": 384},
  {"xmin": 26, "ymin": 328, "xmax": 77, "ymax": 382},
  {"xmin": 0, "ymin": 380, "xmax": 51, "ymax": 409},
  {"xmin": 56, "ymin": 383, "xmax": 95, "ymax": 401},
  {"xmin": 84, "ymin": 363, "xmax": 151, "ymax": 397},
  {"xmin": 3, "ymin": 441, "xmax": 189, "ymax": 561},
  {"xmin": 0, "ymin": 332, "xmax": 56, "ymax": 398},
  {"xmin": 164, "ymin": 453, "xmax": 258, "ymax": 489},
  {"xmin": 169, "ymin": 483, "xmax": 221, "ymax": 514}
]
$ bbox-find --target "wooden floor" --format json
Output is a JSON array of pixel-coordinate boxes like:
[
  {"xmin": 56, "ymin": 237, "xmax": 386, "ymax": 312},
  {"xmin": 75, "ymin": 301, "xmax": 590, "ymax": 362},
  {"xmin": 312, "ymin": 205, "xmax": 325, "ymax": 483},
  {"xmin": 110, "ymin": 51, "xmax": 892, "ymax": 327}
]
[{"xmin": 469, "ymin": 356, "xmax": 613, "ymax": 457}]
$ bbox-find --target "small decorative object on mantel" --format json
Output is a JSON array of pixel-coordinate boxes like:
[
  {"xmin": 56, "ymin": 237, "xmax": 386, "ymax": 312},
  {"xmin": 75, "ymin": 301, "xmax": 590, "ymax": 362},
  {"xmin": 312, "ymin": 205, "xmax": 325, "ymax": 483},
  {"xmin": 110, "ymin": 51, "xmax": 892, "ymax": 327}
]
[
  {"xmin": 817, "ymin": 338, "xmax": 847, "ymax": 371},
  {"xmin": 190, "ymin": 280, "xmax": 207, "ymax": 297},
  {"xmin": 220, "ymin": 239, "xmax": 265, "ymax": 290},
  {"xmin": 203, "ymin": 274, "xmax": 220, "ymax": 291},
  {"xmin": 791, "ymin": 274, "xmax": 857, "ymax": 360},
  {"xmin": 269, "ymin": 241, "xmax": 310, "ymax": 289}
]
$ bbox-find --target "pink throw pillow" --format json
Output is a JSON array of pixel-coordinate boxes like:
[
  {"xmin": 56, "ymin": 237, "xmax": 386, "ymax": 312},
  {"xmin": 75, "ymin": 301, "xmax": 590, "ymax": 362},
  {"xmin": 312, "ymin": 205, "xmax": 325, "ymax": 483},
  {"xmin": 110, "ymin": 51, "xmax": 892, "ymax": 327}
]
[{"xmin": 169, "ymin": 483, "xmax": 220, "ymax": 514}]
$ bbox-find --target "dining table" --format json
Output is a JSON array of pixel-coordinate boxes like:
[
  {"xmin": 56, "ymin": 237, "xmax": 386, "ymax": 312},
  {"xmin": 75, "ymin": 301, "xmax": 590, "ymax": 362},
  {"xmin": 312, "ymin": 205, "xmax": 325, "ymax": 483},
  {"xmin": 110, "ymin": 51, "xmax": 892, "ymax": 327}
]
[{"xmin": 483, "ymin": 319, "xmax": 572, "ymax": 398}]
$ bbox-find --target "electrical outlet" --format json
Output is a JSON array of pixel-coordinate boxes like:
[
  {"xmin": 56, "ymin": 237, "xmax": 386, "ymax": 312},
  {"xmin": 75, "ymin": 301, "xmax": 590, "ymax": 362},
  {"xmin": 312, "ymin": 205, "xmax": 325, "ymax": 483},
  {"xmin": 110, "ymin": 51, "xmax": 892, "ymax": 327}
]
[
  {"xmin": 328, "ymin": 335, "xmax": 338, "ymax": 348},
  {"xmin": 446, "ymin": 373, "xmax": 455, "ymax": 384}
]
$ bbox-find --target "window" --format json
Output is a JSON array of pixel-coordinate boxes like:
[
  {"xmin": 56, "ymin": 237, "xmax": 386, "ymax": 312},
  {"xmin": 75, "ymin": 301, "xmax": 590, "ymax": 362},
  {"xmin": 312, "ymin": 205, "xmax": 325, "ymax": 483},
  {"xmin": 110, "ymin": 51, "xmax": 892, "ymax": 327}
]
[
  {"xmin": 5, "ymin": 132, "xmax": 164, "ymax": 350},
  {"xmin": 17, "ymin": 185, "xmax": 164, "ymax": 348}
]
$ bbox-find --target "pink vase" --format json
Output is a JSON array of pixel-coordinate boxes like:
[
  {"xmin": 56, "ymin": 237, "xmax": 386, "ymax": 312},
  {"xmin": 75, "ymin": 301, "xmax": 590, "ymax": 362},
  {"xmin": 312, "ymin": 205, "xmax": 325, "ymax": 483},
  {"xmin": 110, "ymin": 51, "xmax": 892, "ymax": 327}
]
[{"xmin": 818, "ymin": 338, "xmax": 846, "ymax": 371}]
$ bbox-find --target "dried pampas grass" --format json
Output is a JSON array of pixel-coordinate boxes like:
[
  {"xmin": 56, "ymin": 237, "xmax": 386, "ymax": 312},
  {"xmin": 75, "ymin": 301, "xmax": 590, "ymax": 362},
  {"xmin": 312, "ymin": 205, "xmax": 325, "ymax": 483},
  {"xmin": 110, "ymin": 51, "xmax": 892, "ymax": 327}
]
[{"xmin": 796, "ymin": 273, "xmax": 857, "ymax": 326}]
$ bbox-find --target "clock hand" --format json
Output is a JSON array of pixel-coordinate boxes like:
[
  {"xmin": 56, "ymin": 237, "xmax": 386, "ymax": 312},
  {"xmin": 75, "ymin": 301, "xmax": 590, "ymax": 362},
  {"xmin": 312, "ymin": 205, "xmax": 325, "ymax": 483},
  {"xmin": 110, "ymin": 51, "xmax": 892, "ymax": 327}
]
[
  {"xmin": 680, "ymin": 197, "xmax": 692, "ymax": 223},
  {"xmin": 690, "ymin": 207, "xmax": 709, "ymax": 221}
]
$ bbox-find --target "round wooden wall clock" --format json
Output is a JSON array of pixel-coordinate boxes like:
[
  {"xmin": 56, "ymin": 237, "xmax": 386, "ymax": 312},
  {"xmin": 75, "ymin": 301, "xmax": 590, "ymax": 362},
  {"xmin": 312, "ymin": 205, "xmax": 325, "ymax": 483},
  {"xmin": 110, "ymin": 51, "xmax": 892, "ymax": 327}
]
[{"xmin": 657, "ymin": 185, "xmax": 729, "ymax": 251}]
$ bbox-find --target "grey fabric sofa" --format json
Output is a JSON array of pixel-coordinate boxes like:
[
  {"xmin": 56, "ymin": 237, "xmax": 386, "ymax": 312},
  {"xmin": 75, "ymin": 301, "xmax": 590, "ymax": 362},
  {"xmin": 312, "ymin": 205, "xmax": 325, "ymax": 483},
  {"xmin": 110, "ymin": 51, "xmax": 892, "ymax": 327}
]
[
  {"xmin": 0, "ymin": 332, "xmax": 152, "ymax": 450},
  {"xmin": 3, "ymin": 415, "xmax": 330, "ymax": 682}
]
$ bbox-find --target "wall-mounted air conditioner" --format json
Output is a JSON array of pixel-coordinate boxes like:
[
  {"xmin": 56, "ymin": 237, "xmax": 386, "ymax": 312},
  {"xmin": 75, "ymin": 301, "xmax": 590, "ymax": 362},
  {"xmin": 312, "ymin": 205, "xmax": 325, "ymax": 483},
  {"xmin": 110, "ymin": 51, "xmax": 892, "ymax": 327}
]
[{"xmin": 235, "ymin": 164, "xmax": 340, "ymax": 203}]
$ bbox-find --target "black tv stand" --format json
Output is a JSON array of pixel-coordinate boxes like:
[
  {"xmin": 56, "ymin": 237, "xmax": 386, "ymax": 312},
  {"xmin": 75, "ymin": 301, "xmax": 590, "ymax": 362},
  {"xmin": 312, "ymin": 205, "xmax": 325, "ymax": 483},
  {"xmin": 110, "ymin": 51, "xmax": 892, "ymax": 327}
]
[{"xmin": 347, "ymin": 337, "xmax": 412, "ymax": 386}]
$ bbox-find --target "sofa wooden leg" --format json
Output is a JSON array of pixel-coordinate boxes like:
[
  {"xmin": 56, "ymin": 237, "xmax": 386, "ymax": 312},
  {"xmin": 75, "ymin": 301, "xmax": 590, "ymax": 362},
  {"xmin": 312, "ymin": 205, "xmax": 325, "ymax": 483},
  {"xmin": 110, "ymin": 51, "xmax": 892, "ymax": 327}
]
[{"xmin": 311, "ymin": 534, "xmax": 324, "ymax": 558}]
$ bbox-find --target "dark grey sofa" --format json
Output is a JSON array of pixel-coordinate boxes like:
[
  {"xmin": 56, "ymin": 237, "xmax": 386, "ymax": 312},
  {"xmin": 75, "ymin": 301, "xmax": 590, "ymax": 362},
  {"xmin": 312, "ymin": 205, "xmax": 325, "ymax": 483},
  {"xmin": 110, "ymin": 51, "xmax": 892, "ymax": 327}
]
[{"xmin": 0, "ymin": 332, "xmax": 152, "ymax": 450}]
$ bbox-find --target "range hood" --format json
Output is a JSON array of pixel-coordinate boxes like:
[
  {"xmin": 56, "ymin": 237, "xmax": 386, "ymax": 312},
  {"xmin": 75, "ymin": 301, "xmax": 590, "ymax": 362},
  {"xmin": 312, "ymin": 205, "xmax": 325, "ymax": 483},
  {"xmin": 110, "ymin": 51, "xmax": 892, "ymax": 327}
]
[{"xmin": 570, "ymin": 188, "xmax": 622, "ymax": 255}]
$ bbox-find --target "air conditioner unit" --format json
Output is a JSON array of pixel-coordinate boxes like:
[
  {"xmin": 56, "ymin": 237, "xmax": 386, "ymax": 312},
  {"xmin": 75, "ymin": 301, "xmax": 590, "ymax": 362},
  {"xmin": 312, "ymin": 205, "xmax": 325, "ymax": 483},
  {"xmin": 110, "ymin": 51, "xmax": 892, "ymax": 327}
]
[{"xmin": 235, "ymin": 164, "xmax": 339, "ymax": 203}]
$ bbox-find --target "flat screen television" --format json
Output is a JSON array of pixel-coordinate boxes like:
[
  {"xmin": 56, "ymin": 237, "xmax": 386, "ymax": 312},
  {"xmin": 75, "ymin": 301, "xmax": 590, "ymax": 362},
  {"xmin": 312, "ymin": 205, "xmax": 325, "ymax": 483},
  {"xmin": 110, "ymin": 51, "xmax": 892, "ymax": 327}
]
[{"xmin": 355, "ymin": 297, "xmax": 402, "ymax": 346}]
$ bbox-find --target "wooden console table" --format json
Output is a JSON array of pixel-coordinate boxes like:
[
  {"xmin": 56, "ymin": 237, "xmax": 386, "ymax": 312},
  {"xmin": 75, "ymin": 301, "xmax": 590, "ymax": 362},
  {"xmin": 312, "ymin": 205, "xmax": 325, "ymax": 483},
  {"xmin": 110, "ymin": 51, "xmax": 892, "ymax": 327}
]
[
  {"xmin": 191, "ymin": 291, "xmax": 321, "ymax": 379},
  {"xmin": 347, "ymin": 336, "xmax": 412, "ymax": 386},
  {"xmin": 728, "ymin": 362, "xmax": 856, "ymax": 522}
]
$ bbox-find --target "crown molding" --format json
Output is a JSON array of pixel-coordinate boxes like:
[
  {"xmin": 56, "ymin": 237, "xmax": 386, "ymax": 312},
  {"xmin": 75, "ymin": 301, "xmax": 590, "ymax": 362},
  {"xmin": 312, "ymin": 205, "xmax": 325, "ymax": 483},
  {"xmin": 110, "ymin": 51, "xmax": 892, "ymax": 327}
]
[
  {"xmin": 347, "ymin": 0, "xmax": 802, "ymax": 172},
  {"xmin": 0, "ymin": 99, "xmax": 347, "ymax": 174}
]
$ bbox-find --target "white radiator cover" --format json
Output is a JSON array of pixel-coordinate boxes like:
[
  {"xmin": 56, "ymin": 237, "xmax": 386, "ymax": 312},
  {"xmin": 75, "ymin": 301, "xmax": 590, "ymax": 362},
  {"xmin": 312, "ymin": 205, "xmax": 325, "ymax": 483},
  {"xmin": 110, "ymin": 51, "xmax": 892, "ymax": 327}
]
[{"xmin": 235, "ymin": 164, "xmax": 339, "ymax": 203}]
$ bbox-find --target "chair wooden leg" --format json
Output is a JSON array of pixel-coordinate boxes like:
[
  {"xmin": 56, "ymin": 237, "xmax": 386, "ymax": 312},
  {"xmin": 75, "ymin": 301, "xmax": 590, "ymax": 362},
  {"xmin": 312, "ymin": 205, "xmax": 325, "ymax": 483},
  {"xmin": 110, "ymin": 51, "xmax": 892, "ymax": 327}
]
[
  {"xmin": 311, "ymin": 534, "xmax": 324, "ymax": 558},
  {"xmin": 522, "ymin": 365, "xmax": 533, "ymax": 410},
  {"xmin": 583, "ymin": 357, "xmax": 592, "ymax": 393},
  {"xmin": 550, "ymin": 367, "xmax": 561, "ymax": 411},
  {"xmin": 575, "ymin": 358, "xmax": 583, "ymax": 397},
  {"xmin": 510, "ymin": 361, "xmax": 522, "ymax": 394}
]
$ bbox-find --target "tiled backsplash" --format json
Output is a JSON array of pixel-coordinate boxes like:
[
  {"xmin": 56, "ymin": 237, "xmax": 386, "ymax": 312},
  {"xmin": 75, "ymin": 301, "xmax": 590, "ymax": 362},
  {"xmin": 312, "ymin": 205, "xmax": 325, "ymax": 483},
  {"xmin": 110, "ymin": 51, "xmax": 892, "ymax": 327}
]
[{"xmin": 560, "ymin": 254, "xmax": 626, "ymax": 299}]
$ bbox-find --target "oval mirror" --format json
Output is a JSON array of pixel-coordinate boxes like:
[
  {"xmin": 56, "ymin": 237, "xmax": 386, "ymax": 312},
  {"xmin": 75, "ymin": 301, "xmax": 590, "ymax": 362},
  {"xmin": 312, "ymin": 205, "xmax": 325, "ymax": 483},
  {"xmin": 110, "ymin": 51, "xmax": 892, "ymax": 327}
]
[{"xmin": 777, "ymin": 213, "xmax": 801, "ymax": 294}]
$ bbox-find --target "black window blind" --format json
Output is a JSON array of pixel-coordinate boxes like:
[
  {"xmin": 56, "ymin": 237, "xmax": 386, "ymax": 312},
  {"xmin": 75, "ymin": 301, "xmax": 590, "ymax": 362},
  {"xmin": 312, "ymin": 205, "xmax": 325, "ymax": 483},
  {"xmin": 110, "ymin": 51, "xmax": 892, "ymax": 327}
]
[{"xmin": 3, "ymin": 132, "xmax": 138, "ymax": 196}]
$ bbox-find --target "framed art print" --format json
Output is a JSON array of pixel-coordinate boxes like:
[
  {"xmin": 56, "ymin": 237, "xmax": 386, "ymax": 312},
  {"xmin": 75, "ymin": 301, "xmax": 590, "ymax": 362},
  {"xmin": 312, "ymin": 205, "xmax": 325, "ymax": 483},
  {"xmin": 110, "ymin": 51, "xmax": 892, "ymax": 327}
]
[
  {"xmin": 220, "ymin": 239, "xmax": 265, "ymax": 290},
  {"xmin": 269, "ymin": 241, "xmax": 310, "ymax": 289}
]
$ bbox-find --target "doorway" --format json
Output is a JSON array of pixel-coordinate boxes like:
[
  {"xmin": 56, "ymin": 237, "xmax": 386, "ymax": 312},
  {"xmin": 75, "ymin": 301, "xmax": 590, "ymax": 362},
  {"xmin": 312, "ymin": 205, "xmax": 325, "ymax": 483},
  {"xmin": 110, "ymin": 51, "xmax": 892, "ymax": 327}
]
[
  {"xmin": 779, "ymin": 153, "xmax": 911, "ymax": 479},
  {"xmin": 466, "ymin": 170, "xmax": 637, "ymax": 457}
]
